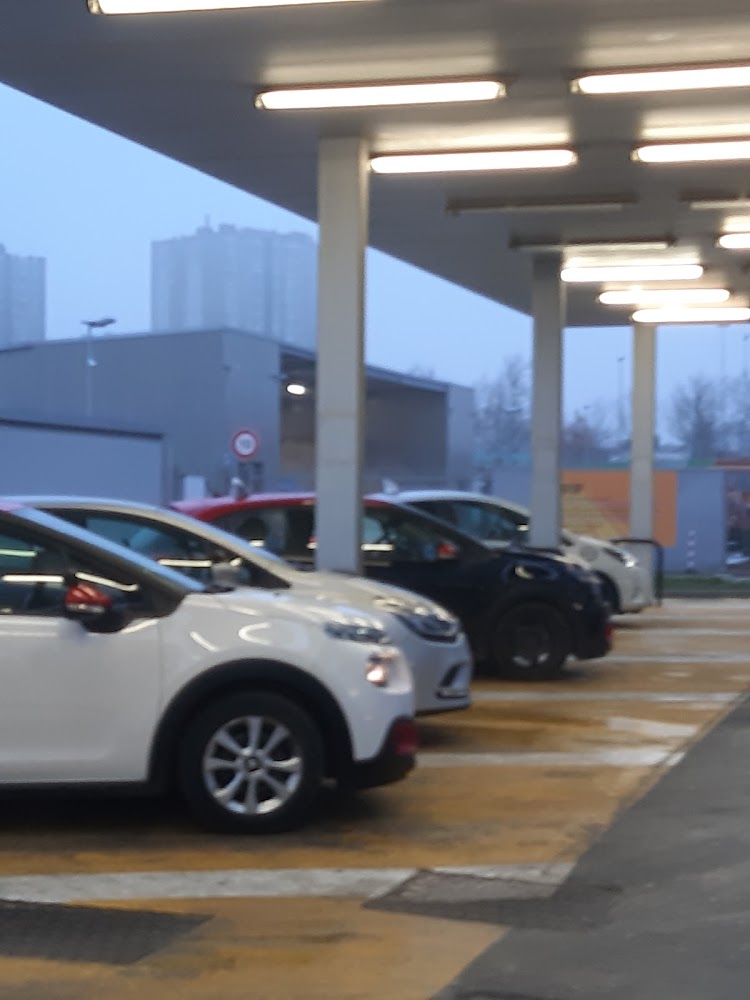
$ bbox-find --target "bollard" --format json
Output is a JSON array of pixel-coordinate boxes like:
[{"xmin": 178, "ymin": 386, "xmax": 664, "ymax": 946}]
[{"xmin": 686, "ymin": 528, "xmax": 697, "ymax": 574}]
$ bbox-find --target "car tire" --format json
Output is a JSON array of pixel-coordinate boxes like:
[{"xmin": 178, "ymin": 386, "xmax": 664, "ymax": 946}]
[
  {"xmin": 177, "ymin": 690, "xmax": 324, "ymax": 834},
  {"xmin": 490, "ymin": 603, "xmax": 571, "ymax": 680},
  {"xmin": 597, "ymin": 574, "xmax": 621, "ymax": 615}
]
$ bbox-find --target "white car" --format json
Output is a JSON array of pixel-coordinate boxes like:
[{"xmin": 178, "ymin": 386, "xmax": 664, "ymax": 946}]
[
  {"xmin": 395, "ymin": 490, "xmax": 655, "ymax": 614},
  {"xmin": 0, "ymin": 501, "xmax": 416, "ymax": 834},
  {"xmin": 19, "ymin": 497, "xmax": 473, "ymax": 716}
]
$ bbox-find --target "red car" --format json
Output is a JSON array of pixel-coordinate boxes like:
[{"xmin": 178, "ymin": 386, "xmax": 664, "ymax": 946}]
[{"xmin": 174, "ymin": 492, "xmax": 611, "ymax": 680}]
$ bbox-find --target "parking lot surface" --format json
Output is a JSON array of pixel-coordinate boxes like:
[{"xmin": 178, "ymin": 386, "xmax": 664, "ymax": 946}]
[{"xmin": 0, "ymin": 598, "xmax": 747, "ymax": 999}]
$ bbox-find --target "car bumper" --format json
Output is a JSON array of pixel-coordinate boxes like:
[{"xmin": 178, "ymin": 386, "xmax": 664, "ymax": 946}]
[
  {"xmin": 571, "ymin": 602, "xmax": 612, "ymax": 661},
  {"xmin": 391, "ymin": 626, "xmax": 474, "ymax": 715},
  {"xmin": 619, "ymin": 564, "xmax": 656, "ymax": 612},
  {"xmin": 346, "ymin": 717, "xmax": 417, "ymax": 790}
]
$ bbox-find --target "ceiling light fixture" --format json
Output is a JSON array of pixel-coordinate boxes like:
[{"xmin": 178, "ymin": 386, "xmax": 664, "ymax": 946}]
[
  {"xmin": 371, "ymin": 148, "xmax": 576, "ymax": 175},
  {"xmin": 572, "ymin": 64, "xmax": 750, "ymax": 95},
  {"xmin": 599, "ymin": 288, "xmax": 731, "ymax": 306},
  {"xmin": 717, "ymin": 232, "xmax": 750, "ymax": 249},
  {"xmin": 632, "ymin": 306, "xmax": 750, "ymax": 324},
  {"xmin": 683, "ymin": 193, "xmax": 750, "ymax": 210},
  {"xmin": 511, "ymin": 237, "xmax": 673, "ymax": 253},
  {"xmin": 634, "ymin": 140, "xmax": 750, "ymax": 164},
  {"xmin": 88, "ymin": 0, "xmax": 372, "ymax": 13},
  {"xmin": 562, "ymin": 264, "xmax": 704, "ymax": 283},
  {"xmin": 446, "ymin": 194, "xmax": 636, "ymax": 215},
  {"xmin": 256, "ymin": 79, "xmax": 504, "ymax": 110}
]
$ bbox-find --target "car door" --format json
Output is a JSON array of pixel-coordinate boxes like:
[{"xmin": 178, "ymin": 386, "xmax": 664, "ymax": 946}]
[
  {"xmin": 0, "ymin": 524, "xmax": 162, "ymax": 783},
  {"xmin": 359, "ymin": 504, "xmax": 486, "ymax": 628}
]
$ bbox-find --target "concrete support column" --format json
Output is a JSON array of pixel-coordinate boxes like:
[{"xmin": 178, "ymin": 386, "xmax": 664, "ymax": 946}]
[
  {"xmin": 529, "ymin": 253, "xmax": 565, "ymax": 548},
  {"xmin": 630, "ymin": 321, "xmax": 656, "ymax": 542},
  {"xmin": 315, "ymin": 136, "xmax": 369, "ymax": 573}
]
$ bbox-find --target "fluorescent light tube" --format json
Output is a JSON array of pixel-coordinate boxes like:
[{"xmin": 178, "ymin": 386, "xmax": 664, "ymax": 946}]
[
  {"xmin": 599, "ymin": 288, "xmax": 730, "ymax": 306},
  {"xmin": 562, "ymin": 264, "xmax": 704, "ymax": 283},
  {"xmin": 634, "ymin": 140, "xmax": 750, "ymax": 163},
  {"xmin": 717, "ymin": 232, "xmax": 750, "ymax": 249},
  {"xmin": 256, "ymin": 80, "xmax": 504, "ymax": 110},
  {"xmin": 512, "ymin": 238, "xmax": 672, "ymax": 253},
  {"xmin": 632, "ymin": 307, "xmax": 750, "ymax": 323},
  {"xmin": 446, "ymin": 194, "xmax": 636, "ymax": 214},
  {"xmin": 684, "ymin": 195, "xmax": 750, "ymax": 210},
  {"xmin": 573, "ymin": 65, "xmax": 750, "ymax": 95},
  {"xmin": 89, "ymin": 0, "xmax": 373, "ymax": 12},
  {"xmin": 371, "ymin": 148, "xmax": 576, "ymax": 175}
]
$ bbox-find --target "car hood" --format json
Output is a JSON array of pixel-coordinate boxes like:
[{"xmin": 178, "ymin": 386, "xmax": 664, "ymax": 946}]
[
  {"xmin": 283, "ymin": 567, "xmax": 453, "ymax": 617},
  {"xmin": 205, "ymin": 585, "xmax": 389, "ymax": 630}
]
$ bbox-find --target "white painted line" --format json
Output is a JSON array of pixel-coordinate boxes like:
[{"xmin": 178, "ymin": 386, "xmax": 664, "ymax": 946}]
[
  {"xmin": 0, "ymin": 868, "xmax": 414, "ymax": 904},
  {"xmin": 433, "ymin": 862, "xmax": 574, "ymax": 885},
  {"xmin": 619, "ymin": 626, "xmax": 750, "ymax": 636},
  {"xmin": 595, "ymin": 654, "xmax": 750, "ymax": 664},
  {"xmin": 605, "ymin": 716, "xmax": 699, "ymax": 739},
  {"xmin": 615, "ymin": 616, "xmax": 750, "ymax": 638},
  {"xmin": 0, "ymin": 863, "xmax": 573, "ymax": 906},
  {"xmin": 419, "ymin": 747, "xmax": 679, "ymax": 768},
  {"xmin": 472, "ymin": 691, "xmax": 740, "ymax": 704}
]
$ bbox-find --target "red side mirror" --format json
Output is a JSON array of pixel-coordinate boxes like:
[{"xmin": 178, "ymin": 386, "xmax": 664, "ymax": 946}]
[
  {"xmin": 436, "ymin": 541, "xmax": 459, "ymax": 560},
  {"xmin": 64, "ymin": 583, "xmax": 112, "ymax": 617}
]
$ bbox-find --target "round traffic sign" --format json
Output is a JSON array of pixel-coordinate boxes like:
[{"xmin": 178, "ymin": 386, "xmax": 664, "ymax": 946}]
[{"xmin": 231, "ymin": 428, "xmax": 260, "ymax": 461}]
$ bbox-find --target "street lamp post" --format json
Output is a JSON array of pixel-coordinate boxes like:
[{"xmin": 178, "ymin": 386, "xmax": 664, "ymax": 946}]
[{"xmin": 81, "ymin": 317, "xmax": 116, "ymax": 417}]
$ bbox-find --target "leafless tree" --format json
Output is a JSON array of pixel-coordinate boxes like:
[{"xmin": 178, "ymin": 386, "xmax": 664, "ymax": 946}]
[
  {"xmin": 474, "ymin": 356, "xmax": 531, "ymax": 463},
  {"xmin": 562, "ymin": 402, "xmax": 616, "ymax": 467},
  {"xmin": 669, "ymin": 375, "xmax": 723, "ymax": 463}
]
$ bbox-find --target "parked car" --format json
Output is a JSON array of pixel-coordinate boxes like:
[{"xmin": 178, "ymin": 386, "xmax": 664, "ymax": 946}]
[
  {"xmin": 393, "ymin": 489, "xmax": 654, "ymax": 614},
  {"xmin": 0, "ymin": 500, "xmax": 417, "ymax": 833},
  {"xmin": 175, "ymin": 493, "xmax": 612, "ymax": 680},
  {"xmin": 19, "ymin": 497, "xmax": 473, "ymax": 716}
]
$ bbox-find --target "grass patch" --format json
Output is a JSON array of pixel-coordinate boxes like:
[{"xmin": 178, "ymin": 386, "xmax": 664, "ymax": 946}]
[{"xmin": 663, "ymin": 574, "xmax": 750, "ymax": 596}]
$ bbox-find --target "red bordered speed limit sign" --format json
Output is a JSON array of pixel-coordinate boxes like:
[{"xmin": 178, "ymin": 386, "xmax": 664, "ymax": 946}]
[{"xmin": 231, "ymin": 429, "xmax": 260, "ymax": 462}]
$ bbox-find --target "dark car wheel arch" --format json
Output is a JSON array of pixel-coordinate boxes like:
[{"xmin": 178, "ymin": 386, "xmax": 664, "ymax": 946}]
[{"xmin": 147, "ymin": 659, "xmax": 354, "ymax": 791}]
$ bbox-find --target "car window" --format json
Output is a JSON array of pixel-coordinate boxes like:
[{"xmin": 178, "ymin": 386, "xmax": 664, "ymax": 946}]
[
  {"xmin": 80, "ymin": 514, "xmax": 224, "ymax": 584},
  {"xmin": 361, "ymin": 506, "xmax": 459, "ymax": 565},
  {"xmin": 0, "ymin": 526, "xmax": 145, "ymax": 616},
  {"xmin": 449, "ymin": 501, "xmax": 525, "ymax": 544},
  {"xmin": 217, "ymin": 507, "xmax": 315, "ymax": 562}
]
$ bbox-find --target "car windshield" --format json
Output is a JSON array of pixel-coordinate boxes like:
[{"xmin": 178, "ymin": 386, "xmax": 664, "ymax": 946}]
[
  {"xmin": 165, "ymin": 507, "xmax": 295, "ymax": 574},
  {"xmin": 16, "ymin": 506, "xmax": 207, "ymax": 592}
]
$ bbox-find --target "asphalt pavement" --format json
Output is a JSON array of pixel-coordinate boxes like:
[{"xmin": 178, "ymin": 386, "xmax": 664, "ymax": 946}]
[{"xmin": 434, "ymin": 691, "xmax": 750, "ymax": 1000}]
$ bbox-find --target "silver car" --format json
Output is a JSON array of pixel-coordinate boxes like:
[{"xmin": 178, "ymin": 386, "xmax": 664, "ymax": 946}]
[{"xmin": 13, "ymin": 496, "xmax": 473, "ymax": 716}]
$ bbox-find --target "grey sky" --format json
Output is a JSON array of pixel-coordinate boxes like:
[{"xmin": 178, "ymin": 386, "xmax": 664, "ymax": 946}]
[{"xmin": 1, "ymin": 82, "xmax": 747, "ymax": 437}]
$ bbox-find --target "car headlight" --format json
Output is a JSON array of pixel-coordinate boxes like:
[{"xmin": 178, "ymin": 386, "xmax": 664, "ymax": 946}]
[
  {"xmin": 374, "ymin": 597, "xmax": 460, "ymax": 641},
  {"xmin": 603, "ymin": 545, "xmax": 637, "ymax": 568},
  {"xmin": 324, "ymin": 620, "xmax": 386, "ymax": 644}
]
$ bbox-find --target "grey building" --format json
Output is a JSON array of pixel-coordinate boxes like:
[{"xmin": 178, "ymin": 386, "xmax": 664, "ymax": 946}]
[
  {"xmin": 0, "ymin": 244, "xmax": 45, "ymax": 348},
  {"xmin": 0, "ymin": 328, "xmax": 474, "ymax": 501},
  {"xmin": 151, "ymin": 223, "xmax": 317, "ymax": 350}
]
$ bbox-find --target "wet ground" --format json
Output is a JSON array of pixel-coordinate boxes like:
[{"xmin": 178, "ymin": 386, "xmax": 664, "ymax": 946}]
[{"xmin": 0, "ymin": 598, "xmax": 746, "ymax": 999}]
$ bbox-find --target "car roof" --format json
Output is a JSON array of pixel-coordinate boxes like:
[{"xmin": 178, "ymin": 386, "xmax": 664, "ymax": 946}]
[
  {"xmin": 395, "ymin": 489, "xmax": 531, "ymax": 519},
  {"xmin": 8, "ymin": 494, "xmax": 299, "ymax": 580},
  {"xmin": 0, "ymin": 503, "xmax": 203, "ymax": 595},
  {"xmin": 175, "ymin": 492, "xmax": 393, "ymax": 516},
  {"xmin": 176, "ymin": 491, "xmax": 491, "ymax": 555},
  {"xmin": 8, "ymin": 495, "xmax": 167, "ymax": 515}
]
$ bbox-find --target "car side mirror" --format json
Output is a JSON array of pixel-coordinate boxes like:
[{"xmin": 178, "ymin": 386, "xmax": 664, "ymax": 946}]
[
  {"xmin": 210, "ymin": 560, "xmax": 248, "ymax": 589},
  {"xmin": 63, "ymin": 582, "xmax": 128, "ymax": 634},
  {"xmin": 436, "ymin": 541, "xmax": 460, "ymax": 561}
]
